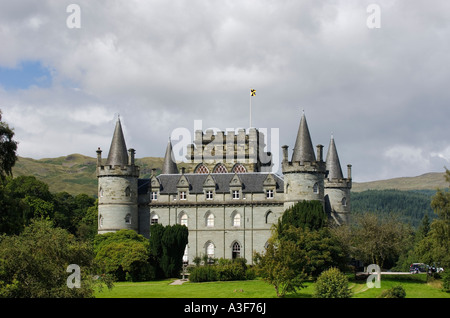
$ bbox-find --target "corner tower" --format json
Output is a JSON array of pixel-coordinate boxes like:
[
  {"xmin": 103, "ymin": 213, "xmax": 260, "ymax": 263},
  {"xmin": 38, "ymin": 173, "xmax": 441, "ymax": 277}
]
[
  {"xmin": 97, "ymin": 118, "xmax": 140, "ymax": 234},
  {"xmin": 281, "ymin": 112, "xmax": 327, "ymax": 210},
  {"xmin": 324, "ymin": 135, "xmax": 352, "ymax": 225}
]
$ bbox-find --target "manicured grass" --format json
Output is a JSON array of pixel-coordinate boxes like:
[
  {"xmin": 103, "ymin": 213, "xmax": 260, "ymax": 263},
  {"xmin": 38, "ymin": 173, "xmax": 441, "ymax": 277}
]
[{"xmin": 95, "ymin": 275, "xmax": 450, "ymax": 298}]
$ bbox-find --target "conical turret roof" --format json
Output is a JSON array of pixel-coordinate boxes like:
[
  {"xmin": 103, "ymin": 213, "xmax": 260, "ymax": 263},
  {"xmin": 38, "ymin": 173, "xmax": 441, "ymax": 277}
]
[
  {"xmin": 162, "ymin": 138, "xmax": 179, "ymax": 174},
  {"xmin": 326, "ymin": 135, "xmax": 343, "ymax": 179},
  {"xmin": 291, "ymin": 112, "xmax": 316, "ymax": 163},
  {"xmin": 105, "ymin": 118, "xmax": 129, "ymax": 166}
]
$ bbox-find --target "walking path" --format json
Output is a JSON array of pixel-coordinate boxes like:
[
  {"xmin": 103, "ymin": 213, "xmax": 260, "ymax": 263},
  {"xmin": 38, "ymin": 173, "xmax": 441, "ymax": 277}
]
[{"xmin": 170, "ymin": 279, "xmax": 189, "ymax": 285}]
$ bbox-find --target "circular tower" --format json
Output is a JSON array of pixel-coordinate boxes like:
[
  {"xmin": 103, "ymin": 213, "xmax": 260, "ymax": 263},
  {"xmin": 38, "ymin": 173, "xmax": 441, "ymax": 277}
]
[
  {"xmin": 324, "ymin": 135, "xmax": 351, "ymax": 225},
  {"xmin": 97, "ymin": 119, "xmax": 140, "ymax": 234},
  {"xmin": 282, "ymin": 112, "xmax": 327, "ymax": 210}
]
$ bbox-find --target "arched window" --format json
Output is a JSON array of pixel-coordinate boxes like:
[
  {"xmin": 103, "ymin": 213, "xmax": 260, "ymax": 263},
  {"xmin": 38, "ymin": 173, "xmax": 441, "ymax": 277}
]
[
  {"xmin": 213, "ymin": 163, "xmax": 228, "ymax": 173},
  {"xmin": 151, "ymin": 213, "xmax": 159, "ymax": 225},
  {"xmin": 232, "ymin": 212, "xmax": 241, "ymax": 227},
  {"xmin": 313, "ymin": 182, "xmax": 319, "ymax": 194},
  {"xmin": 99, "ymin": 187, "xmax": 103, "ymax": 198},
  {"xmin": 125, "ymin": 186, "xmax": 131, "ymax": 197},
  {"xmin": 341, "ymin": 197, "xmax": 347, "ymax": 207},
  {"xmin": 183, "ymin": 245, "xmax": 189, "ymax": 264},
  {"xmin": 125, "ymin": 213, "xmax": 131, "ymax": 224},
  {"xmin": 265, "ymin": 211, "xmax": 274, "ymax": 224},
  {"xmin": 206, "ymin": 242, "xmax": 215, "ymax": 262},
  {"xmin": 180, "ymin": 212, "xmax": 188, "ymax": 226},
  {"xmin": 99, "ymin": 215, "xmax": 103, "ymax": 228},
  {"xmin": 195, "ymin": 163, "xmax": 209, "ymax": 174},
  {"xmin": 232, "ymin": 163, "xmax": 247, "ymax": 173},
  {"xmin": 232, "ymin": 242, "xmax": 241, "ymax": 259},
  {"xmin": 205, "ymin": 212, "xmax": 214, "ymax": 227}
]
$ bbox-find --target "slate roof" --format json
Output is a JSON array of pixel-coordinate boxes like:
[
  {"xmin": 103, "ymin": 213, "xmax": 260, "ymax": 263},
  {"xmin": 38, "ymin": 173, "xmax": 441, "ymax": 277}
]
[
  {"xmin": 105, "ymin": 119, "xmax": 129, "ymax": 166},
  {"xmin": 291, "ymin": 112, "xmax": 316, "ymax": 163},
  {"xmin": 138, "ymin": 173, "xmax": 284, "ymax": 195},
  {"xmin": 325, "ymin": 135, "xmax": 344, "ymax": 179}
]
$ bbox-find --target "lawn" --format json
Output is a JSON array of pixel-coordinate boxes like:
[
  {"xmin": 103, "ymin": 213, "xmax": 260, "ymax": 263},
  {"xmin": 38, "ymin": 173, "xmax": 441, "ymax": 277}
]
[{"xmin": 95, "ymin": 274, "xmax": 450, "ymax": 298}]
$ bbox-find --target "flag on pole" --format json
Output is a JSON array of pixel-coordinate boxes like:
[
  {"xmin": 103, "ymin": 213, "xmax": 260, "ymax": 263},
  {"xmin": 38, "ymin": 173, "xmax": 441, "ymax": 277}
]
[{"xmin": 250, "ymin": 89, "xmax": 256, "ymax": 96}]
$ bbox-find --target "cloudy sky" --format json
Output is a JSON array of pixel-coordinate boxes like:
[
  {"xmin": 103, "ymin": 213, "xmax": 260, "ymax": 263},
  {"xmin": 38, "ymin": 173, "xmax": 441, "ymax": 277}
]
[{"xmin": 0, "ymin": 0, "xmax": 449, "ymax": 182}]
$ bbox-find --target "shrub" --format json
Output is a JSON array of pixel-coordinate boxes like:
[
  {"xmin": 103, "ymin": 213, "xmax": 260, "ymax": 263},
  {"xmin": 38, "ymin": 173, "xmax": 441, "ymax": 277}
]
[
  {"xmin": 314, "ymin": 267, "xmax": 352, "ymax": 298},
  {"xmin": 378, "ymin": 285, "xmax": 406, "ymax": 298},
  {"xmin": 189, "ymin": 266, "xmax": 218, "ymax": 282},
  {"xmin": 442, "ymin": 271, "xmax": 450, "ymax": 293}
]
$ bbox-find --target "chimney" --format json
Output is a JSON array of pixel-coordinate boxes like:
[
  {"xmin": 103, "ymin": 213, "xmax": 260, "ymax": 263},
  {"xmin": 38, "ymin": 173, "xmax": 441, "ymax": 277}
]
[
  {"xmin": 96, "ymin": 147, "xmax": 102, "ymax": 167},
  {"xmin": 347, "ymin": 164, "xmax": 352, "ymax": 179},
  {"xmin": 128, "ymin": 148, "xmax": 135, "ymax": 166},
  {"xmin": 282, "ymin": 145, "xmax": 289, "ymax": 162},
  {"xmin": 316, "ymin": 144, "xmax": 324, "ymax": 162}
]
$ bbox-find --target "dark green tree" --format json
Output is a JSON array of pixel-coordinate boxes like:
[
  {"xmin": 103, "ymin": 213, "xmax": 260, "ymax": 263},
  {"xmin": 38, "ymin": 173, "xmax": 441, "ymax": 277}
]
[
  {"xmin": 277, "ymin": 200, "xmax": 326, "ymax": 235},
  {"xmin": 0, "ymin": 110, "xmax": 18, "ymax": 180},
  {"xmin": 160, "ymin": 224, "xmax": 189, "ymax": 278},
  {"xmin": 0, "ymin": 219, "xmax": 97, "ymax": 297}
]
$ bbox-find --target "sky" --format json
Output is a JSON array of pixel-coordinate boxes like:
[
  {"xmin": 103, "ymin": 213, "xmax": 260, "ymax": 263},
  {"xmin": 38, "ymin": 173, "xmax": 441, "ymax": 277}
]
[{"xmin": 0, "ymin": 0, "xmax": 449, "ymax": 182}]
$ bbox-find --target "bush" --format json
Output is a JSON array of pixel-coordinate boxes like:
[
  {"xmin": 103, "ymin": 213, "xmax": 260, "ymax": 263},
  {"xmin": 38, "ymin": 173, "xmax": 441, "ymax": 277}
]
[
  {"xmin": 442, "ymin": 271, "xmax": 450, "ymax": 293},
  {"xmin": 189, "ymin": 266, "xmax": 218, "ymax": 282},
  {"xmin": 314, "ymin": 267, "xmax": 352, "ymax": 298},
  {"xmin": 378, "ymin": 285, "xmax": 406, "ymax": 298}
]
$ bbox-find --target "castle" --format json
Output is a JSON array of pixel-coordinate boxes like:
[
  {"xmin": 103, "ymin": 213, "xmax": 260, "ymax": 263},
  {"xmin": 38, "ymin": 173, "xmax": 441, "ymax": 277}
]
[{"xmin": 96, "ymin": 112, "xmax": 352, "ymax": 264}]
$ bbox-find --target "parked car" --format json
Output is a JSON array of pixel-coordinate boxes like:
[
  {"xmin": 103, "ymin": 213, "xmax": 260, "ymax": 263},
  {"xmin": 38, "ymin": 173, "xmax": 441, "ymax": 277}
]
[{"xmin": 409, "ymin": 263, "xmax": 428, "ymax": 273}]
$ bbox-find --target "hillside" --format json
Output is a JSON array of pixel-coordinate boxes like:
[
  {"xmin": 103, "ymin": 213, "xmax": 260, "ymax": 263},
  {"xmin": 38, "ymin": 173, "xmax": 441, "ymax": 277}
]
[{"xmin": 11, "ymin": 154, "xmax": 449, "ymax": 196}]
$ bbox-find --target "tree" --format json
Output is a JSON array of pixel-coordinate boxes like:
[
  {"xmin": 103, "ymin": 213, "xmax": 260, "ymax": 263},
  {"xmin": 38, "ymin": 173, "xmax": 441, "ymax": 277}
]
[
  {"xmin": 254, "ymin": 236, "xmax": 308, "ymax": 297},
  {"xmin": 0, "ymin": 219, "xmax": 97, "ymax": 297},
  {"xmin": 160, "ymin": 224, "xmax": 189, "ymax": 278},
  {"xmin": 94, "ymin": 229, "xmax": 153, "ymax": 281},
  {"xmin": 314, "ymin": 267, "xmax": 352, "ymax": 298},
  {"xmin": 349, "ymin": 213, "xmax": 411, "ymax": 269},
  {"xmin": 278, "ymin": 200, "xmax": 327, "ymax": 234},
  {"xmin": 0, "ymin": 110, "xmax": 18, "ymax": 180}
]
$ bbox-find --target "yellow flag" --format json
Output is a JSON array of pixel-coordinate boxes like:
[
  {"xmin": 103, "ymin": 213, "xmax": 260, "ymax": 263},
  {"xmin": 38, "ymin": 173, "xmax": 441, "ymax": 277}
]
[{"xmin": 250, "ymin": 89, "xmax": 256, "ymax": 96}]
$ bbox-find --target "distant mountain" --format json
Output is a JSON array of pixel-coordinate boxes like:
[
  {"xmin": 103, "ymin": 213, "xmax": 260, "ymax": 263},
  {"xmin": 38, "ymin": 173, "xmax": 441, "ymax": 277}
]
[
  {"xmin": 11, "ymin": 154, "xmax": 448, "ymax": 196},
  {"xmin": 352, "ymin": 172, "xmax": 448, "ymax": 192}
]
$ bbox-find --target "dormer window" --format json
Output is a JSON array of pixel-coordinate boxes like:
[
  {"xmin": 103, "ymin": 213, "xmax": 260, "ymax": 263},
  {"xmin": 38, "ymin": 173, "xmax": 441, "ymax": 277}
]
[
  {"xmin": 179, "ymin": 191, "xmax": 187, "ymax": 200},
  {"xmin": 266, "ymin": 189, "xmax": 274, "ymax": 199},
  {"xmin": 232, "ymin": 190, "xmax": 240, "ymax": 199},
  {"xmin": 151, "ymin": 191, "xmax": 158, "ymax": 200},
  {"xmin": 206, "ymin": 190, "xmax": 213, "ymax": 200}
]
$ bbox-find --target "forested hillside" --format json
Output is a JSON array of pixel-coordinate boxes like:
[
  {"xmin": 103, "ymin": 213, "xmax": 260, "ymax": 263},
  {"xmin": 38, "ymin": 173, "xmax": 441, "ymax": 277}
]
[{"xmin": 350, "ymin": 189, "xmax": 438, "ymax": 227}]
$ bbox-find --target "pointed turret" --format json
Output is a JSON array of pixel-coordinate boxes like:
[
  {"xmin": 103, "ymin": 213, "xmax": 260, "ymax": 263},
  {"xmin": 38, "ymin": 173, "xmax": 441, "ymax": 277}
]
[
  {"xmin": 325, "ymin": 135, "xmax": 344, "ymax": 180},
  {"xmin": 106, "ymin": 118, "xmax": 129, "ymax": 166},
  {"xmin": 162, "ymin": 138, "xmax": 179, "ymax": 174},
  {"xmin": 291, "ymin": 112, "xmax": 316, "ymax": 163}
]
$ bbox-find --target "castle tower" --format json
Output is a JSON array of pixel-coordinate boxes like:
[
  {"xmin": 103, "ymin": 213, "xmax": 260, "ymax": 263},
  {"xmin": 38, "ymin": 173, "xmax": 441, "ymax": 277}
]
[
  {"xmin": 324, "ymin": 135, "xmax": 352, "ymax": 225},
  {"xmin": 162, "ymin": 138, "xmax": 179, "ymax": 174},
  {"xmin": 282, "ymin": 112, "xmax": 327, "ymax": 210},
  {"xmin": 97, "ymin": 118, "xmax": 140, "ymax": 234}
]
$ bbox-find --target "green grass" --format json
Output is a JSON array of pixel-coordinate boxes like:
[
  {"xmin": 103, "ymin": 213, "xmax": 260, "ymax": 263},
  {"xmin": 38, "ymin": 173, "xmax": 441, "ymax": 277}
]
[{"xmin": 95, "ymin": 275, "xmax": 450, "ymax": 298}]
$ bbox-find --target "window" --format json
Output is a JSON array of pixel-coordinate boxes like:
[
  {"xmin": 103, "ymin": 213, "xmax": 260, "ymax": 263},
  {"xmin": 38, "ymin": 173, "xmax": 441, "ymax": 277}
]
[
  {"xmin": 151, "ymin": 214, "xmax": 159, "ymax": 225},
  {"xmin": 125, "ymin": 186, "xmax": 131, "ymax": 197},
  {"xmin": 265, "ymin": 211, "xmax": 274, "ymax": 224},
  {"xmin": 341, "ymin": 197, "xmax": 347, "ymax": 207},
  {"xmin": 195, "ymin": 163, "xmax": 209, "ymax": 174},
  {"xmin": 206, "ymin": 190, "xmax": 213, "ymax": 200},
  {"xmin": 232, "ymin": 190, "xmax": 240, "ymax": 199},
  {"xmin": 99, "ymin": 187, "xmax": 103, "ymax": 198},
  {"xmin": 125, "ymin": 214, "xmax": 131, "ymax": 224},
  {"xmin": 232, "ymin": 163, "xmax": 247, "ymax": 173},
  {"xmin": 179, "ymin": 191, "xmax": 187, "ymax": 200},
  {"xmin": 213, "ymin": 163, "xmax": 228, "ymax": 173},
  {"xmin": 232, "ymin": 242, "xmax": 241, "ymax": 259},
  {"xmin": 266, "ymin": 189, "xmax": 274, "ymax": 199},
  {"xmin": 180, "ymin": 213, "xmax": 188, "ymax": 226},
  {"xmin": 206, "ymin": 213, "xmax": 214, "ymax": 227},
  {"xmin": 206, "ymin": 242, "xmax": 215, "ymax": 262},
  {"xmin": 313, "ymin": 182, "xmax": 319, "ymax": 194},
  {"xmin": 99, "ymin": 215, "xmax": 103, "ymax": 228},
  {"xmin": 233, "ymin": 213, "xmax": 241, "ymax": 227},
  {"xmin": 151, "ymin": 191, "xmax": 158, "ymax": 200}
]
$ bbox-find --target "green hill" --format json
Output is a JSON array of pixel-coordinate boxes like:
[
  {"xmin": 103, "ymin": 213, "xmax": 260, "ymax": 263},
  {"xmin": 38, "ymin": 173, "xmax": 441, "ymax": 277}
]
[{"xmin": 11, "ymin": 154, "xmax": 448, "ymax": 198}]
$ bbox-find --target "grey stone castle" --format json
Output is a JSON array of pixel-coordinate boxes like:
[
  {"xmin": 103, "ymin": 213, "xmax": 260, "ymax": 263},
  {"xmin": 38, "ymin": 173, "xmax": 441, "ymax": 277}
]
[{"xmin": 96, "ymin": 112, "xmax": 352, "ymax": 264}]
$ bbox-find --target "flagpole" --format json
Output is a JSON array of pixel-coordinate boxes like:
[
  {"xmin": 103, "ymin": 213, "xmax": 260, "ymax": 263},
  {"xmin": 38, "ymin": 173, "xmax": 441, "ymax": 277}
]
[{"xmin": 249, "ymin": 91, "xmax": 252, "ymax": 128}]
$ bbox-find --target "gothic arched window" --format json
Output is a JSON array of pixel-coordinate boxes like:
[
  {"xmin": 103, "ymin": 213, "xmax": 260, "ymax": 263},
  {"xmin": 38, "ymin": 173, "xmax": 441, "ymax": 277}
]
[
  {"xmin": 232, "ymin": 242, "xmax": 241, "ymax": 259},
  {"xmin": 232, "ymin": 163, "xmax": 247, "ymax": 173},
  {"xmin": 195, "ymin": 163, "xmax": 210, "ymax": 174},
  {"xmin": 213, "ymin": 163, "xmax": 228, "ymax": 173}
]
